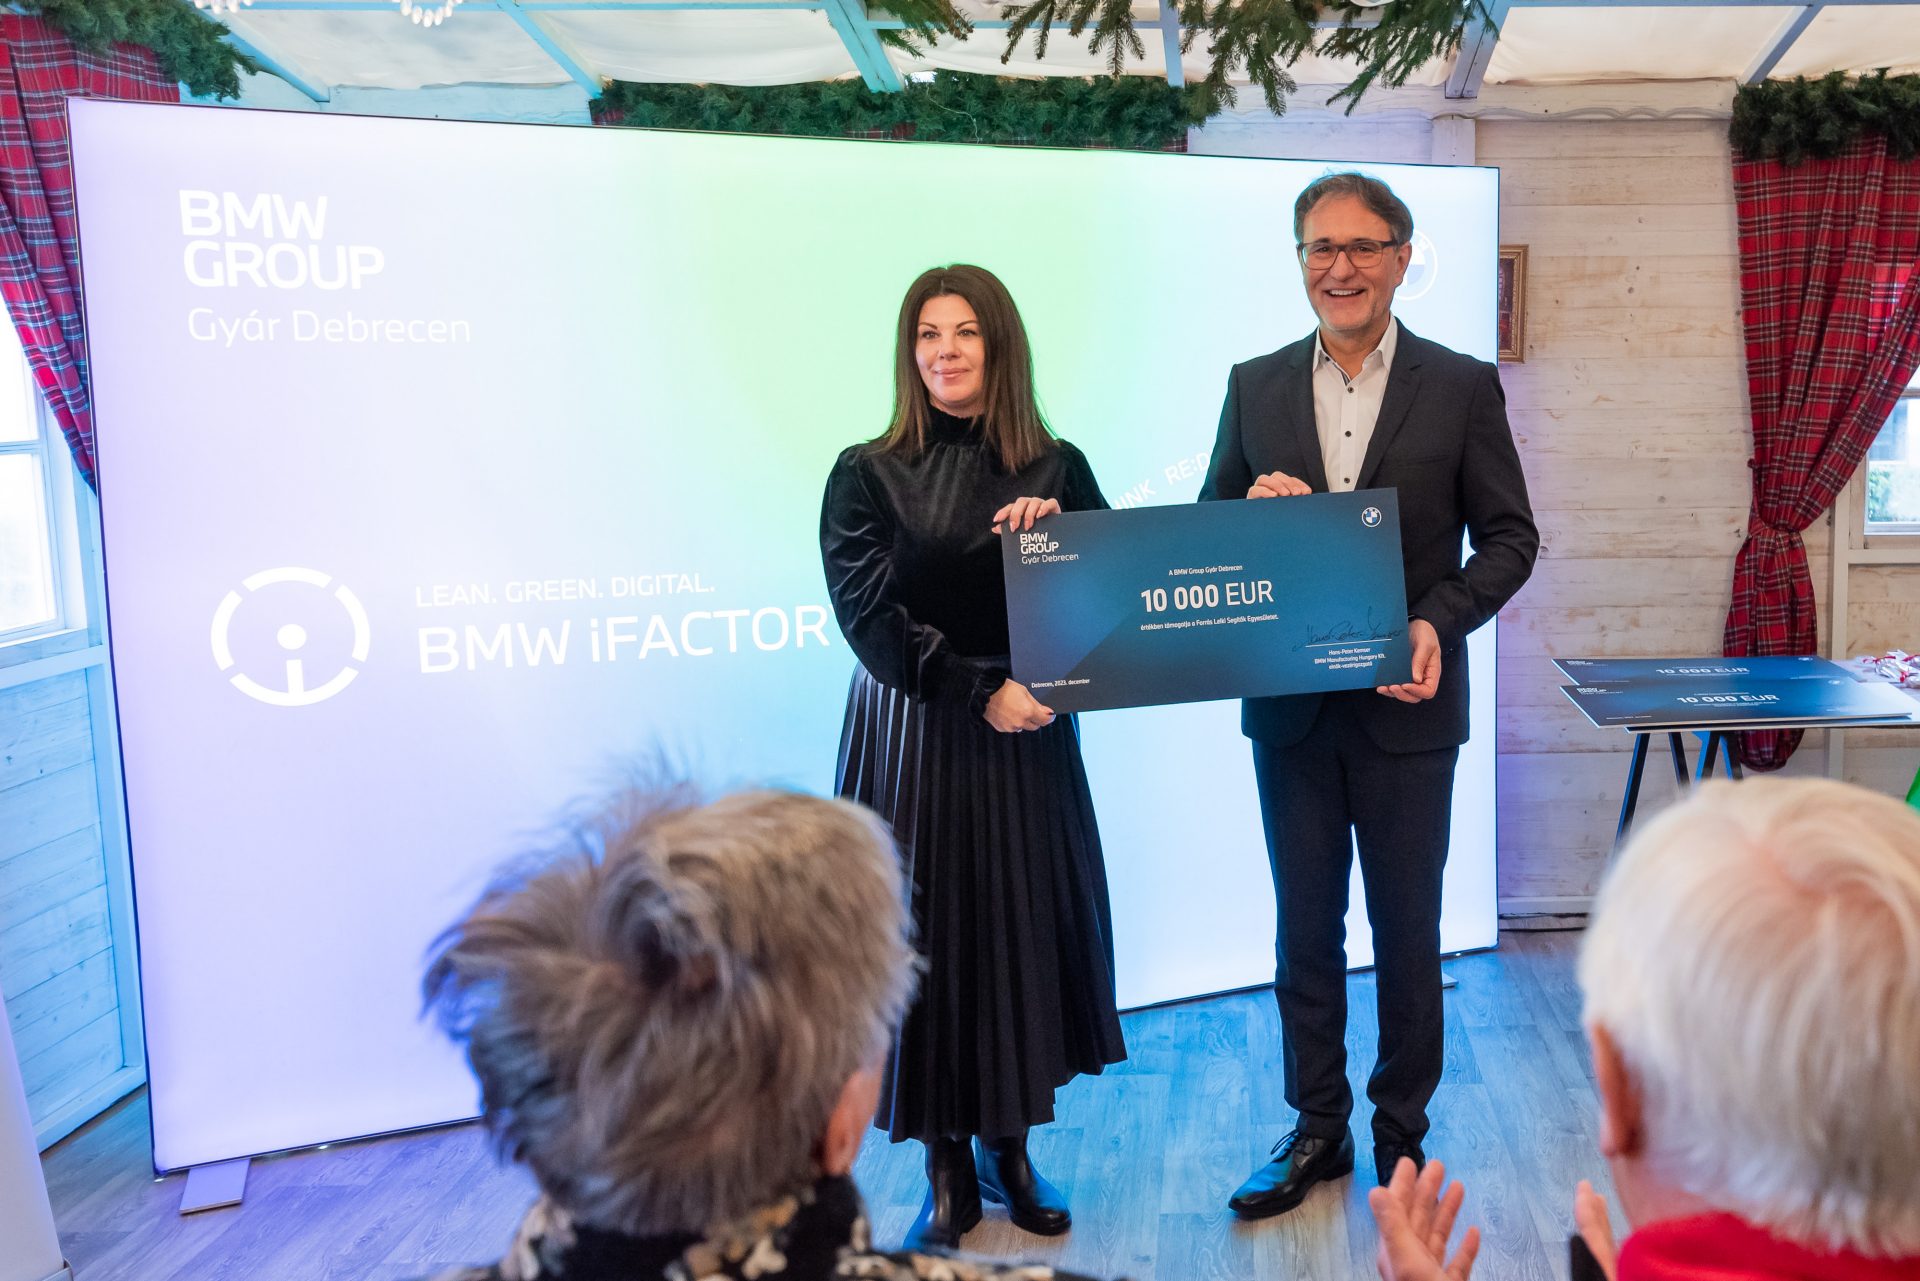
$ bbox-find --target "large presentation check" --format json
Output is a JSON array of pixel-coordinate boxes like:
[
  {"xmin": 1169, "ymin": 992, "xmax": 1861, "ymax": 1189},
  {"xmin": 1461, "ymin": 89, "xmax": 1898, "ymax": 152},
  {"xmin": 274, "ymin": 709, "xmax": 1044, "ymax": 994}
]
[{"xmin": 1002, "ymin": 490, "xmax": 1413, "ymax": 713}]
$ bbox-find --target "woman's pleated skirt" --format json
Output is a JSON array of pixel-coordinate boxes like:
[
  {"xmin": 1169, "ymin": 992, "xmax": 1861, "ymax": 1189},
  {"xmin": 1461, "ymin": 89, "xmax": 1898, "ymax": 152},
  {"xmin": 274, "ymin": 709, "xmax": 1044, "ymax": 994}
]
[{"xmin": 836, "ymin": 665, "xmax": 1127, "ymax": 1143}]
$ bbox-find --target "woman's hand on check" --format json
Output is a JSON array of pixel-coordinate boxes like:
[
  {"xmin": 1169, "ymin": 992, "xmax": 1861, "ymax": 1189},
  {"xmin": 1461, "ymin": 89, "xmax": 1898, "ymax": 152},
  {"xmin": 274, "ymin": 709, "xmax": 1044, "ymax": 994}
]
[
  {"xmin": 985, "ymin": 679, "xmax": 1056, "ymax": 732},
  {"xmin": 993, "ymin": 496, "xmax": 1062, "ymax": 532}
]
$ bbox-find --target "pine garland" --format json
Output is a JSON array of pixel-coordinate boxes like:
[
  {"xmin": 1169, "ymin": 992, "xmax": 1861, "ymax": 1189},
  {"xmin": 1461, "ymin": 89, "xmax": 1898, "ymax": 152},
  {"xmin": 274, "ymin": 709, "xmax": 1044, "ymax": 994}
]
[
  {"xmin": 595, "ymin": 72, "xmax": 1212, "ymax": 151},
  {"xmin": 1732, "ymin": 71, "xmax": 1920, "ymax": 166},
  {"xmin": 962, "ymin": 0, "xmax": 1494, "ymax": 116},
  {"xmin": 22, "ymin": 0, "xmax": 255, "ymax": 100}
]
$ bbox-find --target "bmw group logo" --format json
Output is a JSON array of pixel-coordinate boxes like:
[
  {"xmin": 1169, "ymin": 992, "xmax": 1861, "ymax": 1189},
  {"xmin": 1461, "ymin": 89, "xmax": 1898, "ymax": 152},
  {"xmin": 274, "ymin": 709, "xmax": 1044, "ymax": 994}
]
[
  {"xmin": 1361, "ymin": 506, "xmax": 1383, "ymax": 528},
  {"xmin": 210, "ymin": 567, "xmax": 371, "ymax": 707}
]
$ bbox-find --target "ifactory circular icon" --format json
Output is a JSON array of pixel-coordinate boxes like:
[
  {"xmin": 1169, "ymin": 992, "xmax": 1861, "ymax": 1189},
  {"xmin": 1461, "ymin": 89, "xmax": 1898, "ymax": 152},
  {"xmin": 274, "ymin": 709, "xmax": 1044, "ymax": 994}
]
[{"xmin": 211, "ymin": 567, "xmax": 370, "ymax": 706}]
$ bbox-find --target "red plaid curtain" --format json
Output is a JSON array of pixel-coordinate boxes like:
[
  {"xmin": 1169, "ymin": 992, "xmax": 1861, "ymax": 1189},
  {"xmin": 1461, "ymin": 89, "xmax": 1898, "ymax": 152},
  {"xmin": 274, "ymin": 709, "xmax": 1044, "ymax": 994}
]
[
  {"xmin": 1725, "ymin": 133, "xmax": 1920, "ymax": 770},
  {"xmin": 0, "ymin": 15, "xmax": 176, "ymax": 489}
]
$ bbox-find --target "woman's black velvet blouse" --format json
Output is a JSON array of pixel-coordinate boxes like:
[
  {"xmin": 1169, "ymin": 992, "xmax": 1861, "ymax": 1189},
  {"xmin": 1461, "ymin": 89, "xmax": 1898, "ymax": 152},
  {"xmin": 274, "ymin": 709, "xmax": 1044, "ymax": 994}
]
[{"xmin": 819, "ymin": 408, "xmax": 1108, "ymax": 717}]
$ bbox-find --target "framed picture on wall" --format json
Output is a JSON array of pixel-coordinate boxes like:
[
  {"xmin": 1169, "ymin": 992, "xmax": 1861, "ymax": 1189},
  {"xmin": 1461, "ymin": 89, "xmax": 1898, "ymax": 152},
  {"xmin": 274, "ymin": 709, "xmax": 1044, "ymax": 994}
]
[{"xmin": 1498, "ymin": 245, "xmax": 1527, "ymax": 362}]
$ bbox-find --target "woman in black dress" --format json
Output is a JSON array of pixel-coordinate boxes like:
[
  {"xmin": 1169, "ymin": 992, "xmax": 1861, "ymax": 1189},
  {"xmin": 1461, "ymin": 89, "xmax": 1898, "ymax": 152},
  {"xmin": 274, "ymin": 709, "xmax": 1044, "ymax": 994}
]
[{"xmin": 819, "ymin": 264, "xmax": 1127, "ymax": 1251}]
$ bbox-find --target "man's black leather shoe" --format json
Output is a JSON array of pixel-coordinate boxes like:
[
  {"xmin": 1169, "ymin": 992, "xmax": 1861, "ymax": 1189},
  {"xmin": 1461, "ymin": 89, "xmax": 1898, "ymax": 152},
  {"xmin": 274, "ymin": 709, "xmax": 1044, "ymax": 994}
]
[
  {"xmin": 976, "ymin": 1133, "xmax": 1071, "ymax": 1235},
  {"xmin": 1227, "ymin": 1130, "xmax": 1355, "ymax": 1219},
  {"xmin": 1373, "ymin": 1141, "xmax": 1427, "ymax": 1187},
  {"xmin": 905, "ymin": 1136, "xmax": 983, "ymax": 1250}
]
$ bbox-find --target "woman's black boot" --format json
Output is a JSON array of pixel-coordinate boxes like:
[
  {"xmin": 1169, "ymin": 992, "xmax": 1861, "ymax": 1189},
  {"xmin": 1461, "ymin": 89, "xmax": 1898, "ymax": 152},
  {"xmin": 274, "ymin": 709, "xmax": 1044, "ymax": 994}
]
[
  {"xmin": 976, "ymin": 1131, "xmax": 1071, "ymax": 1235},
  {"xmin": 905, "ymin": 1136, "xmax": 983, "ymax": 1251}
]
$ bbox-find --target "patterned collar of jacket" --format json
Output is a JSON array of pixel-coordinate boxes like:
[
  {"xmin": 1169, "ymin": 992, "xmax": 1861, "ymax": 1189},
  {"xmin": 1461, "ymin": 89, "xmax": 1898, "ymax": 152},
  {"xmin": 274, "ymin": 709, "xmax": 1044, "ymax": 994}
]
[{"xmin": 419, "ymin": 1175, "xmax": 1103, "ymax": 1281}]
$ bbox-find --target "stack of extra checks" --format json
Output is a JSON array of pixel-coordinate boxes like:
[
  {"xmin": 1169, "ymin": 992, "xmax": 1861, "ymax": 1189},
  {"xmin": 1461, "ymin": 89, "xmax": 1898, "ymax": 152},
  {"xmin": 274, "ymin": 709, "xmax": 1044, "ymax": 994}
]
[{"xmin": 1852, "ymin": 650, "xmax": 1920, "ymax": 686}]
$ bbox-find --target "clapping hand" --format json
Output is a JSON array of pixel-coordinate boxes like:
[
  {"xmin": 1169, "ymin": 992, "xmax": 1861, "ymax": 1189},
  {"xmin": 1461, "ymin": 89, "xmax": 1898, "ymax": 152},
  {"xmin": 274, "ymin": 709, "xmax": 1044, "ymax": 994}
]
[
  {"xmin": 1369, "ymin": 1158, "xmax": 1481, "ymax": 1281},
  {"xmin": 1573, "ymin": 1182, "xmax": 1620, "ymax": 1281}
]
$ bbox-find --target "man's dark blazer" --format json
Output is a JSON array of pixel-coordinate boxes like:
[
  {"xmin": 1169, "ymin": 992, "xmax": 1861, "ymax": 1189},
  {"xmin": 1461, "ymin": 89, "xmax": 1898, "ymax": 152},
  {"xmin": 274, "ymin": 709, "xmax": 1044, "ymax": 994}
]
[{"xmin": 1199, "ymin": 324, "xmax": 1538, "ymax": 754}]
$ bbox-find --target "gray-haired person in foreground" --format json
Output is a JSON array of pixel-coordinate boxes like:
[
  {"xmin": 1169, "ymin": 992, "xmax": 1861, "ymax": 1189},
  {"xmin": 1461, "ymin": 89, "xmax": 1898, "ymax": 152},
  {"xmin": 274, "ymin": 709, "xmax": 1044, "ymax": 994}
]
[
  {"xmin": 417, "ymin": 784, "xmax": 1113, "ymax": 1281},
  {"xmin": 1369, "ymin": 777, "xmax": 1920, "ymax": 1281}
]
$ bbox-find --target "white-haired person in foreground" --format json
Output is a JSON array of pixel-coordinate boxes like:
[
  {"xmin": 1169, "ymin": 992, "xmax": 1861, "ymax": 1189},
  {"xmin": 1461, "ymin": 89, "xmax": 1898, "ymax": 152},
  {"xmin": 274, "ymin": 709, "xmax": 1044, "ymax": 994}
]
[
  {"xmin": 1368, "ymin": 778, "xmax": 1920, "ymax": 1281},
  {"xmin": 417, "ymin": 785, "xmax": 1112, "ymax": 1281}
]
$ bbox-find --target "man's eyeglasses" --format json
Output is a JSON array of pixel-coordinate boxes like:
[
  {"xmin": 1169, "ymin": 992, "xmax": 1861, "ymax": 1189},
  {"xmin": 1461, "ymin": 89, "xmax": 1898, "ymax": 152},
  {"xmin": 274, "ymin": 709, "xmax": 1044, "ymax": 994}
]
[{"xmin": 1297, "ymin": 239, "xmax": 1400, "ymax": 270}]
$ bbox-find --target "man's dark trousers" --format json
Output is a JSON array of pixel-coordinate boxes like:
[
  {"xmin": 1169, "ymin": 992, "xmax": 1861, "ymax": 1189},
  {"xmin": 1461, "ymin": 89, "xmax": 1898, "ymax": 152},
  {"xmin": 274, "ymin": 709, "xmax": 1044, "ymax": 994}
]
[{"xmin": 1251, "ymin": 692, "xmax": 1456, "ymax": 1149}]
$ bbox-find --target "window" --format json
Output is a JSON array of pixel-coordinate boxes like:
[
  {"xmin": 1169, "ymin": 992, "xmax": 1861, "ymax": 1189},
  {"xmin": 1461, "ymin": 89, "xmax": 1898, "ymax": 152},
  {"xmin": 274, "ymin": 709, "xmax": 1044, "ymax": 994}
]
[
  {"xmin": 1864, "ymin": 366, "xmax": 1920, "ymax": 536},
  {"xmin": 0, "ymin": 322, "xmax": 81, "ymax": 642}
]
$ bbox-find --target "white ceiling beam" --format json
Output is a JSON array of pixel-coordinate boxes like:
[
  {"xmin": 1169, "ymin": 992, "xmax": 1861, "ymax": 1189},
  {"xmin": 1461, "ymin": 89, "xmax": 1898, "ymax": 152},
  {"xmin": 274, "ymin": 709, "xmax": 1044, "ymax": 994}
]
[
  {"xmin": 1157, "ymin": 0, "xmax": 1185, "ymax": 89},
  {"xmin": 491, "ymin": 0, "xmax": 603, "ymax": 94},
  {"xmin": 1744, "ymin": 3, "xmax": 1825, "ymax": 82},
  {"xmin": 822, "ymin": 0, "xmax": 901, "ymax": 91},
  {"xmin": 1445, "ymin": 0, "xmax": 1511, "ymax": 100}
]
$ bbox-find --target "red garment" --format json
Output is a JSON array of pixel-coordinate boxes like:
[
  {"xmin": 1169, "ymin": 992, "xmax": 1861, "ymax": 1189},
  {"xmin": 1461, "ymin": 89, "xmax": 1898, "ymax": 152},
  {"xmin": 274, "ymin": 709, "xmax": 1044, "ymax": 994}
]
[{"xmin": 1619, "ymin": 1212, "xmax": 1919, "ymax": 1281}]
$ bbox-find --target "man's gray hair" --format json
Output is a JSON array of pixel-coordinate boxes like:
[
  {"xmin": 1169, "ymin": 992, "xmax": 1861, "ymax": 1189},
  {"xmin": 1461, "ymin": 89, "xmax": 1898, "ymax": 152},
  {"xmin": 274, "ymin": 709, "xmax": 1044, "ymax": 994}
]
[
  {"xmin": 424, "ymin": 785, "xmax": 915, "ymax": 1236},
  {"xmin": 1292, "ymin": 171, "xmax": 1414, "ymax": 246},
  {"xmin": 1580, "ymin": 778, "xmax": 1920, "ymax": 1255}
]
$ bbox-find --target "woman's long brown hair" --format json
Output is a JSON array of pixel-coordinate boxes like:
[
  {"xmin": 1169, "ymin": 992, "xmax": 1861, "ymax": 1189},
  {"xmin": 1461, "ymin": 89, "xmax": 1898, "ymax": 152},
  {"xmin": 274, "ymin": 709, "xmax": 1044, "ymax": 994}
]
[{"xmin": 871, "ymin": 263, "xmax": 1053, "ymax": 473}]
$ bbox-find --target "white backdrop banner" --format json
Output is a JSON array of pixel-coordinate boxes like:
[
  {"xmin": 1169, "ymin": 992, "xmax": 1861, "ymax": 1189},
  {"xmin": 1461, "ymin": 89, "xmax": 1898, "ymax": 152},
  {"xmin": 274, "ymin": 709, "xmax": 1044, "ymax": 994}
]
[{"xmin": 72, "ymin": 99, "xmax": 1501, "ymax": 1171}]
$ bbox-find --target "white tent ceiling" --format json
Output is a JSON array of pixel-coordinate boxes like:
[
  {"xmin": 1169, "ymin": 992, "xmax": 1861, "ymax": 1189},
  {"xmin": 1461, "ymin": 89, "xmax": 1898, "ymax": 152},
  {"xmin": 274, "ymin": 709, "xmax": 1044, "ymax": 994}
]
[{"xmin": 206, "ymin": 0, "xmax": 1920, "ymax": 105}]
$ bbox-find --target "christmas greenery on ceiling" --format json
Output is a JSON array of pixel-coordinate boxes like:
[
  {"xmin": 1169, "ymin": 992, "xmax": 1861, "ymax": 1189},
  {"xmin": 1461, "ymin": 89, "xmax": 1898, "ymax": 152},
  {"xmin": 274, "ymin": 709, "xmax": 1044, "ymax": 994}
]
[
  {"xmin": 23, "ymin": 0, "xmax": 1497, "ymax": 120},
  {"xmin": 595, "ymin": 73, "xmax": 1209, "ymax": 150},
  {"xmin": 1731, "ymin": 71, "xmax": 1920, "ymax": 166},
  {"xmin": 885, "ymin": 0, "xmax": 1498, "ymax": 116},
  {"xmin": 25, "ymin": 0, "xmax": 255, "ymax": 100}
]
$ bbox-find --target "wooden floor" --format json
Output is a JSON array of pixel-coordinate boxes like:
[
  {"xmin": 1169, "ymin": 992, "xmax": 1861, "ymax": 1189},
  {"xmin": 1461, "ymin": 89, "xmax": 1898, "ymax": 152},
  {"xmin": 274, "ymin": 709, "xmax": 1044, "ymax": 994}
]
[{"xmin": 43, "ymin": 931, "xmax": 1614, "ymax": 1281}]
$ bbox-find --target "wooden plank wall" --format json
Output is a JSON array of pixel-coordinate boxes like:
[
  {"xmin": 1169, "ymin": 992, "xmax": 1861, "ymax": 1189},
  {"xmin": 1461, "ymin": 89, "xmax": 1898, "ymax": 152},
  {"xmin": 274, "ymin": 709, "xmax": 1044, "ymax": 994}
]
[
  {"xmin": 0, "ymin": 667, "xmax": 130, "ymax": 1132},
  {"xmin": 1487, "ymin": 119, "xmax": 1753, "ymax": 909},
  {"xmin": 1189, "ymin": 112, "xmax": 1436, "ymax": 164},
  {"xmin": 1486, "ymin": 118, "xmax": 1920, "ymax": 909},
  {"xmin": 1852, "ymin": 566, "xmax": 1920, "ymax": 658}
]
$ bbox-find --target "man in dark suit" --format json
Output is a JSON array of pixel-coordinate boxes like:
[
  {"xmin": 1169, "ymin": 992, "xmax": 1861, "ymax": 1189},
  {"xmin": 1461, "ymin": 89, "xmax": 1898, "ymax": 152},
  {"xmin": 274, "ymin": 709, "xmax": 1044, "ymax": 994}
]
[{"xmin": 1199, "ymin": 172, "xmax": 1537, "ymax": 1219}]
